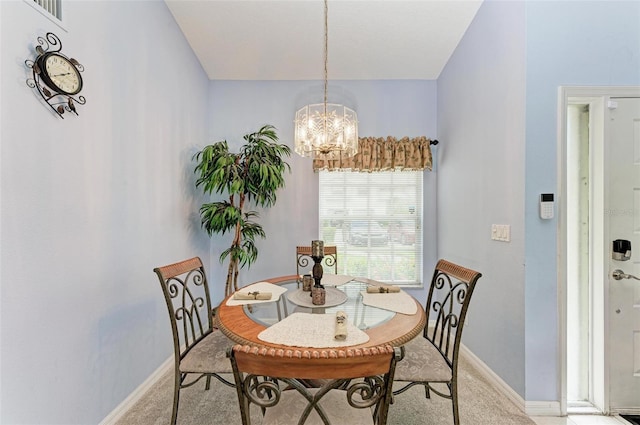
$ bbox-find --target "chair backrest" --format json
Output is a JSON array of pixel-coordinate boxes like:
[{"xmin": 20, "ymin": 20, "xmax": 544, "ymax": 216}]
[
  {"xmin": 153, "ymin": 257, "xmax": 213, "ymax": 362},
  {"xmin": 296, "ymin": 245, "xmax": 338, "ymax": 278},
  {"xmin": 424, "ymin": 259, "xmax": 482, "ymax": 370},
  {"xmin": 229, "ymin": 344, "xmax": 402, "ymax": 425}
]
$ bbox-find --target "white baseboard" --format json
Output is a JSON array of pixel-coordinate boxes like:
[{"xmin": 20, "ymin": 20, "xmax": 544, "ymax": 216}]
[
  {"xmin": 99, "ymin": 356, "xmax": 174, "ymax": 425},
  {"xmin": 460, "ymin": 344, "xmax": 526, "ymax": 412},
  {"xmin": 460, "ymin": 344, "xmax": 562, "ymax": 417},
  {"xmin": 525, "ymin": 401, "xmax": 562, "ymax": 416}
]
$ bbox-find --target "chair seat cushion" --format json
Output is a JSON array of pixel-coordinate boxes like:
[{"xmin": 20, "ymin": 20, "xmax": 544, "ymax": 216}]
[
  {"xmin": 394, "ymin": 336, "xmax": 452, "ymax": 383},
  {"xmin": 180, "ymin": 329, "xmax": 233, "ymax": 374},
  {"xmin": 262, "ymin": 388, "xmax": 374, "ymax": 425}
]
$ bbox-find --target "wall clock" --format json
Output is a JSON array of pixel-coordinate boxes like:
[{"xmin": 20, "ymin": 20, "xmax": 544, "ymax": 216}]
[{"xmin": 25, "ymin": 32, "xmax": 86, "ymax": 118}]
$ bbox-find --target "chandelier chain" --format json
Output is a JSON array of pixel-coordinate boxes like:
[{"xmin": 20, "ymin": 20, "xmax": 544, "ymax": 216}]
[{"xmin": 323, "ymin": 0, "xmax": 328, "ymax": 116}]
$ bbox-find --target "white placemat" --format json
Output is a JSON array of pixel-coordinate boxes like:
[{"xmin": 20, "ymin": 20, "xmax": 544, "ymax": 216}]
[
  {"xmin": 258, "ymin": 312, "xmax": 370, "ymax": 347},
  {"xmin": 287, "ymin": 287, "xmax": 347, "ymax": 308},
  {"xmin": 319, "ymin": 274, "xmax": 356, "ymax": 287},
  {"xmin": 360, "ymin": 290, "xmax": 418, "ymax": 315},
  {"xmin": 226, "ymin": 282, "xmax": 288, "ymax": 306}
]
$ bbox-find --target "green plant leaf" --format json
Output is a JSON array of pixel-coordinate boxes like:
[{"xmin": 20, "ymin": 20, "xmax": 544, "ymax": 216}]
[{"xmin": 193, "ymin": 125, "xmax": 291, "ymax": 286}]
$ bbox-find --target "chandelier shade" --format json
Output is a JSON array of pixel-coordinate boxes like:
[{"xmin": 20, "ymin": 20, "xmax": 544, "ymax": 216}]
[
  {"xmin": 293, "ymin": 0, "xmax": 359, "ymax": 160},
  {"xmin": 294, "ymin": 102, "xmax": 358, "ymax": 159}
]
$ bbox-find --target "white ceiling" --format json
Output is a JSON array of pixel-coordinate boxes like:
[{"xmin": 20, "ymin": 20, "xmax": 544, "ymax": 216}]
[{"xmin": 165, "ymin": 0, "xmax": 483, "ymax": 81}]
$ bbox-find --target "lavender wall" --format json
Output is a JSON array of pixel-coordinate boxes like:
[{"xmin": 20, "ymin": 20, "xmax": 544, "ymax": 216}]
[
  {"xmin": 437, "ymin": 0, "xmax": 527, "ymax": 397},
  {"xmin": 0, "ymin": 1, "xmax": 211, "ymax": 423}
]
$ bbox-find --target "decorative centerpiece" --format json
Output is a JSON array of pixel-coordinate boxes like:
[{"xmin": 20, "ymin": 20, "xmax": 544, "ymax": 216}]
[{"xmin": 311, "ymin": 240, "xmax": 326, "ymax": 305}]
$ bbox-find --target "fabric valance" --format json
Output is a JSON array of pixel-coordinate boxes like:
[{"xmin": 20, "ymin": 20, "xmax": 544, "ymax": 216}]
[{"xmin": 312, "ymin": 136, "xmax": 433, "ymax": 172}]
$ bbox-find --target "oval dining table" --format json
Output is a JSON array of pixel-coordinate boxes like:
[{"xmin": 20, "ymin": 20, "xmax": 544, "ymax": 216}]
[{"xmin": 215, "ymin": 275, "xmax": 427, "ymax": 360}]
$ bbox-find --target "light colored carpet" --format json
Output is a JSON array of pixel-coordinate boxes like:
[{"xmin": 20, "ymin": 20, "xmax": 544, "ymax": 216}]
[{"xmin": 115, "ymin": 354, "xmax": 534, "ymax": 425}]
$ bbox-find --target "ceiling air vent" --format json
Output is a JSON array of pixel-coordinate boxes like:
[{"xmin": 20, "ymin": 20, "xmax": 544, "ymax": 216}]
[{"xmin": 33, "ymin": 0, "xmax": 61, "ymax": 20}]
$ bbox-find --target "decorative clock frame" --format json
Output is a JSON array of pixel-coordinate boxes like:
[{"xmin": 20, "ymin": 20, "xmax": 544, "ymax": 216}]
[{"xmin": 25, "ymin": 32, "xmax": 86, "ymax": 118}]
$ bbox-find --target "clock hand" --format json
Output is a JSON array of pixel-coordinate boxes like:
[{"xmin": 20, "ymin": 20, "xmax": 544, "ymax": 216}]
[{"xmin": 52, "ymin": 72, "xmax": 72, "ymax": 77}]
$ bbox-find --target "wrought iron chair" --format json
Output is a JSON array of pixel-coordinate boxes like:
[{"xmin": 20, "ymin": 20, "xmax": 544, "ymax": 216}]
[
  {"xmin": 392, "ymin": 259, "xmax": 482, "ymax": 425},
  {"xmin": 228, "ymin": 344, "xmax": 403, "ymax": 425},
  {"xmin": 296, "ymin": 245, "xmax": 338, "ymax": 283},
  {"xmin": 153, "ymin": 257, "xmax": 235, "ymax": 425}
]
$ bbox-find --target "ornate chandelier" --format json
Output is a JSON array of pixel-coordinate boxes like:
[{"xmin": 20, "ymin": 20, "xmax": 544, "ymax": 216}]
[{"xmin": 294, "ymin": 0, "xmax": 358, "ymax": 160}]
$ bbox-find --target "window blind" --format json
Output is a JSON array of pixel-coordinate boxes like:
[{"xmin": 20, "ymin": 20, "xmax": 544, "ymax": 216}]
[{"xmin": 319, "ymin": 170, "xmax": 423, "ymax": 285}]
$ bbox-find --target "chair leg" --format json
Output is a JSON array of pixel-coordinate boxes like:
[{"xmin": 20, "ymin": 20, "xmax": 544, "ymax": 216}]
[
  {"xmin": 171, "ymin": 373, "xmax": 181, "ymax": 425},
  {"xmin": 234, "ymin": 385, "xmax": 253, "ymax": 425},
  {"xmin": 450, "ymin": 382, "xmax": 460, "ymax": 425}
]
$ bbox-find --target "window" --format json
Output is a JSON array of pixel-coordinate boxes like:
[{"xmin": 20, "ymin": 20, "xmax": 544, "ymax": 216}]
[{"xmin": 319, "ymin": 170, "xmax": 423, "ymax": 286}]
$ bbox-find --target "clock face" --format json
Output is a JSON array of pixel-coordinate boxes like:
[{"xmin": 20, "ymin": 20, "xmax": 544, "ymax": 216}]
[{"xmin": 43, "ymin": 53, "xmax": 83, "ymax": 95}]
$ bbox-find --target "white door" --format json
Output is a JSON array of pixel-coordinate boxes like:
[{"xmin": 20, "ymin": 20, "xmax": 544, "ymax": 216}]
[{"xmin": 608, "ymin": 97, "xmax": 640, "ymax": 414}]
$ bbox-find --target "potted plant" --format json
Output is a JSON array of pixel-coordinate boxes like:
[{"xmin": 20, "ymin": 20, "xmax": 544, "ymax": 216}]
[{"xmin": 193, "ymin": 125, "xmax": 291, "ymax": 296}]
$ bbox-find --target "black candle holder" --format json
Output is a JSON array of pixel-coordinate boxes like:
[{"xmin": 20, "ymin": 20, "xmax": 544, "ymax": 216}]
[{"xmin": 312, "ymin": 255, "xmax": 324, "ymax": 287}]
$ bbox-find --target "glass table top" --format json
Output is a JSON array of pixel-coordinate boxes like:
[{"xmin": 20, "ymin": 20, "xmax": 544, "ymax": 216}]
[{"xmin": 244, "ymin": 278, "xmax": 396, "ymax": 330}]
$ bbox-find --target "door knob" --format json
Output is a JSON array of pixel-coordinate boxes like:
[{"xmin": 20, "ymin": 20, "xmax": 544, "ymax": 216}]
[{"xmin": 612, "ymin": 269, "xmax": 640, "ymax": 281}]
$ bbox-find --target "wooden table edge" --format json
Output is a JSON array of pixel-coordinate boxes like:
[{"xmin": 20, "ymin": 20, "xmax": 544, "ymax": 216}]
[{"xmin": 215, "ymin": 275, "xmax": 427, "ymax": 356}]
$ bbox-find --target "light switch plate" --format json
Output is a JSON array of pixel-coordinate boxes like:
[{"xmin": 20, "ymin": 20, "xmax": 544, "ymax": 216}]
[{"xmin": 491, "ymin": 224, "xmax": 511, "ymax": 242}]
